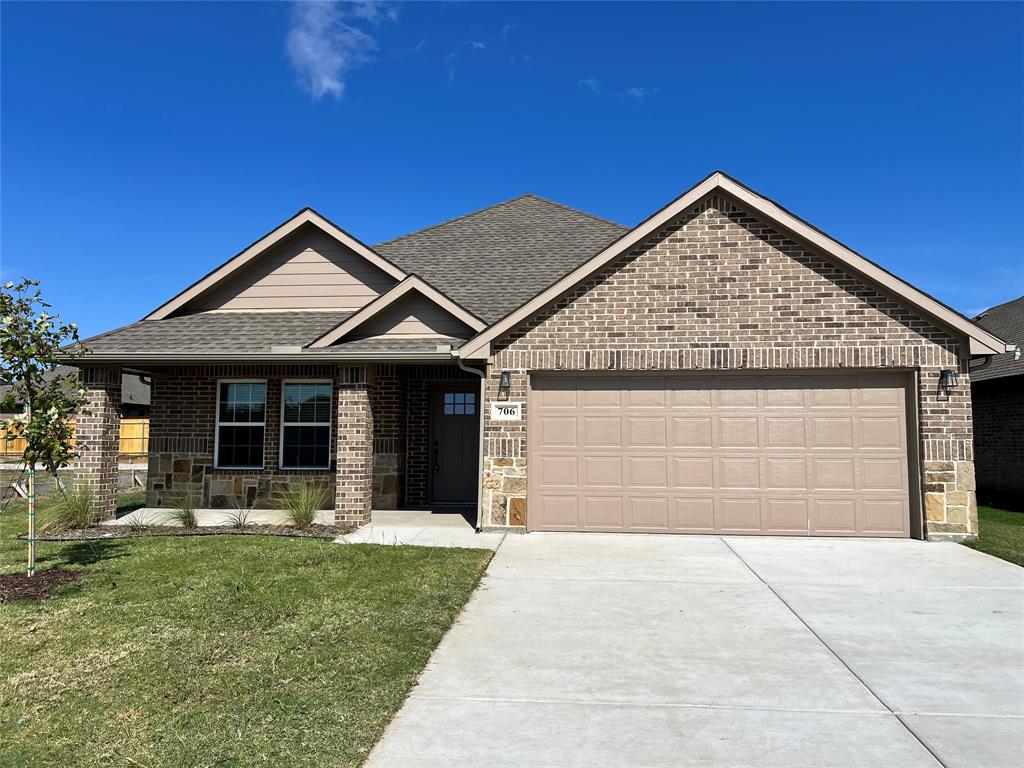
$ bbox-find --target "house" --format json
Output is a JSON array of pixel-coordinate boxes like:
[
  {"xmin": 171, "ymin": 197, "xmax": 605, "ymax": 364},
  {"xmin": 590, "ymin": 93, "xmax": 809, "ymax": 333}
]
[
  {"xmin": 66, "ymin": 172, "xmax": 1012, "ymax": 540},
  {"xmin": 0, "ymin": 365, "xmax": 150, "ymax": 419},
  {"xmin": 970, "ymin": 296, "xmax": 1024, "ymax": 509}
]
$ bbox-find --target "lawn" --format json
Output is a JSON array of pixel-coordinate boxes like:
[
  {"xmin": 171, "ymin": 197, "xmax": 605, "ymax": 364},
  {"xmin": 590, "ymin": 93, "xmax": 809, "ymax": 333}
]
[
  {"xmin": 964, "ymin": 505, "xmax": 1024, "ymax": 567},
  {"xmin": 0, "ymin": 490, "xmax": 492, "ymax": 767}
]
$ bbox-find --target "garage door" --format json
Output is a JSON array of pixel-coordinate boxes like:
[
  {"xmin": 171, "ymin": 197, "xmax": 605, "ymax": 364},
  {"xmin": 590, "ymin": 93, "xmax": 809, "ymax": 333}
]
[{"xmin": 529, "ymin": 373, "xmax": 912, "ymax": 537}]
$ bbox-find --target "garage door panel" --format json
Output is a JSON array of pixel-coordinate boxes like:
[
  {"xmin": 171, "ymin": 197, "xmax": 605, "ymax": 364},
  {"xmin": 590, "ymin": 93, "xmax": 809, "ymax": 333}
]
[
  {"xmin": 672, "ymin": 457, "xmax": 714, "ymax": 489},
  {"xmin": 627, "ymin": 456, "xmax": 668, "ymax": 488},
  {"xmin": 582, "ymin": 417, "xmax": 621, "ymax": 447},
  {"xmin": 673, "ymin": 498, "xmax": 716, "ymax": 531},
  {"xmin": 764, "ymin": 499, "xmax": 810, "ymax": 533},
  {"xmin": 627, "ymin": 497, "xmax": 670, "ymax": 530},
  {"xmin": 627, "ymin": 417, "xmax": 667, "ymax": 447},
  {"xmin": 717, "ymin": 498, "xmax": 762, "ymax": 531},
  {"xmin": 530, "ymin": 374, "xmax": 911, "ymax": 537},
  {"xmin": 811, "ymin": 499, "xmax": 859, "ymax": 534},
  {"xmin": 860, "ymin": 499, "xmax": 908, "ymax": 536},
  {"xmin": 537, "ymin": 455, "xmax": 579, "ymax": 488},
  {"xmin": 537, "ymin": 416, "xmax": 578, "ymax": 448},
  {"xmin": 811, "ymin": 417, "xmax": 854, "ymax": 448},
  {"xmin": 859, "ymin": 417, "xmax": 904, "ymax": 449},
  {"xmin": 719, "ymin": 457, "xmax": 760, "ymax": 489},
  {"xmin": 718, "ymin": 416, "xmax": 759, "ymax": 448},
  {"xmin": 672, "ymin": 416, "xmax": 713, "ymax": 448},
  {"xmin": 582, "ymin": 496, "xmax": 624, "ymax": 530},
  {"xmin": 582, "ymin": 456, "xmax": 622, "ymax": 487}
]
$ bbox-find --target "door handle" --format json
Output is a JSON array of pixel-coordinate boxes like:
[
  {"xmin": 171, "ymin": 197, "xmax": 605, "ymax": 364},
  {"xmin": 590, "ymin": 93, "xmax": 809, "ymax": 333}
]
[{"xmin": 433, "ymin": 440, "xmax": 440, "ymax": 474}]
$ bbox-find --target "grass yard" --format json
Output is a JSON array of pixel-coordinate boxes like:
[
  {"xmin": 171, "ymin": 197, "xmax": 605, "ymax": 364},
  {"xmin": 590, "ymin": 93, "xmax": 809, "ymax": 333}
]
[
  {"xmin": 0, "ymin": 490, "xmax": 492, "ymax": 767},
  {"xmin": 964, "ymin": 505, "xmax": 1024, "ymax": 567}
]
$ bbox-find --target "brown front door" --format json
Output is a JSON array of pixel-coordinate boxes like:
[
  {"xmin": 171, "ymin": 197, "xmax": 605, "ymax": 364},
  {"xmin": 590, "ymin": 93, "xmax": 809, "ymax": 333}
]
[{"xmin": 430, "ymin": 385, "xmax": 480, "ymax": 504}]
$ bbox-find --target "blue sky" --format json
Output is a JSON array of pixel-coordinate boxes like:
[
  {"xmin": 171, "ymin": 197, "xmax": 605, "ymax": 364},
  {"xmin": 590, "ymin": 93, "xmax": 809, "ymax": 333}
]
[{"xmin": 2, "ymin": 1, "xmax": 1022, "ymax": 338}]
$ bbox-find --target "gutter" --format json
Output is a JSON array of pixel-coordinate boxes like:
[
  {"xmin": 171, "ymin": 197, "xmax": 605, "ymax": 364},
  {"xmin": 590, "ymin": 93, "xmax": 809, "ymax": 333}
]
[
  {"xmin": 456, "ymin": 352, "xmax": 487, "ymax": 533},
  {"xmin": 59, "ymin": 351, "xmax": 456, "ymax": 364}
]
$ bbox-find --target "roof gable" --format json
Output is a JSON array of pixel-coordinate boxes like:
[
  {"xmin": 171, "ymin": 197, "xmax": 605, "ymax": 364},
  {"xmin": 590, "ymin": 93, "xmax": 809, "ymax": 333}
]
[
  {"xmin": 459, "ymin": 172, "xmax": 1011, "ymax": 359},
  {"xmin": 971, "ymin": 295, "xmax": 1024, "ymax": 381},
  {"xmin": 309, "ymin": 276, "xmax": 485, "ymax": 348},
  {"xmin": 146, "ymin": 209, "xmax": 406, "ymax": 320}
]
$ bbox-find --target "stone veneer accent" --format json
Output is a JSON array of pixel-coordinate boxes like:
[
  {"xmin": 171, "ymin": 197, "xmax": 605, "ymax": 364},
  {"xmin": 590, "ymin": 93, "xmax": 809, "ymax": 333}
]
[
  {"xmin": 481, "ymin": 194, "xmax": 977, "ymax": 539},
  {"xmin": 482, "ymin": 456, "xmax": 527, "ymax": 528},
  {"xmin": 75, "ymin": 366, "xmax": 122, "ymax": 520}
]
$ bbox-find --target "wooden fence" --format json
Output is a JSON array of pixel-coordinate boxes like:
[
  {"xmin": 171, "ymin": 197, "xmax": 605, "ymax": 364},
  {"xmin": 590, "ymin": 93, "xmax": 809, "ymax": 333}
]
[{"xmin": 0, "ymin": 418, "xmax": 150, "ymax": 458}]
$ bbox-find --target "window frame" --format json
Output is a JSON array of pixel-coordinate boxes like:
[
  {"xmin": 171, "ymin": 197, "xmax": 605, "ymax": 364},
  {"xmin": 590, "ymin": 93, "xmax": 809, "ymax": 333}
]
[
  {"xmin": 214, "ymin": 379, "xmax": 268, "ymax": 470},
  {"xmin": 278, "ymin": 379, "xmax": 334, "ymax": 471}
]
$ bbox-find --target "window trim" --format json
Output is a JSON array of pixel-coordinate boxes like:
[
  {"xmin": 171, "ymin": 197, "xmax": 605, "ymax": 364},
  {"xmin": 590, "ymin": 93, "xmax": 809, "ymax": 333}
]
[
  {"xmin": 214, "ymin": 379, "xmax": 267, "ymax": 470},
  {"xmin": 279, "ymin": 379, "xmax": 333, "ymax": 471}
]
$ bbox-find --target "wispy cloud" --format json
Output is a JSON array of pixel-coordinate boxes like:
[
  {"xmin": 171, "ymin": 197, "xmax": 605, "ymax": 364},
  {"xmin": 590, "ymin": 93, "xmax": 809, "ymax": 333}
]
[
  {"xmin": 579, "ymin": 78, "xmax": 657, "ymax": 102},
  {"xmin": 624, "ymin": 86, "xmax": 656, "ymax": 101},
  {"xmin": 395, "ymin": 37, "xmax": 427, "ymax": 58},
  {"xmin": 445, "ymin": 51, "xmax": 458, "ymax": 83},
  {"xmin": 286, "ymin": 1, "xmax": 397, "ymax": 101},
  {"xmin": 468, "ymin": 40, "xmax": 487, "ymax": 50}
]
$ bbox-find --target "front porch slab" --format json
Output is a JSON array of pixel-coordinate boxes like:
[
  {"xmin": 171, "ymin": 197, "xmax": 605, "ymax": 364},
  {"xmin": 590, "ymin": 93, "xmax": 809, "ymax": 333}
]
[{"xmin": 336, "ymin": 510, "xmax": 505, "ymax": 550}]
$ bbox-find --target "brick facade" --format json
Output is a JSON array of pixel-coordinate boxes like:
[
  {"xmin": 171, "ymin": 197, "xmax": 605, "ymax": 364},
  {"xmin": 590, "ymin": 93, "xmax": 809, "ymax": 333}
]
[
  {"xmin": 481, "ymin": 194, "xmax": 977, "ymax": 539},
  {"xmin": 972, "ymin": 376, "xmax": 1024, "ymax": 509},
  {"xmin": 75, "ymin": 366, "xmax": 122, "ymax": 520},
  {"xmin": 335, "ymin": 366, "xmax": 373, "ymax": 527}
]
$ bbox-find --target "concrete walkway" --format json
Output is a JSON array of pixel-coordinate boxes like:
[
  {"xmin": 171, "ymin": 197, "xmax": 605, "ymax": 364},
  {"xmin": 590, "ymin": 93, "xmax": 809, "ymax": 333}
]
[
  {"xmin": 366, "ymin": 534, "xmax": 1024, "ymax": 768},
  {"xmin": 336, "ymin": 510, "xmax": 505, "ymax": 550}
]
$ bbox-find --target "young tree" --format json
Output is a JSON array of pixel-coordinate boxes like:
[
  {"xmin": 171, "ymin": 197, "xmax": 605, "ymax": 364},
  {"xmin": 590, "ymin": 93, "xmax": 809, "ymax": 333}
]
[{"xmin": 1, "ymin": 278, "xmax": 87, "ymax": 575}]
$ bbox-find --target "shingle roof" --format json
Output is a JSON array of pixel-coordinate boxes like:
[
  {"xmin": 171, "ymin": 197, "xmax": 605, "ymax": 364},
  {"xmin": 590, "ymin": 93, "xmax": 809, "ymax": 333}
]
[
  {"xmin": 374, "ymin": 194, "xmax": 628, "ymax": 323},
  {"xmin": 970, "ymin": 295, "xmax": 1024, "ymax": 382},
  {"xmin": 79, "ymin": 312, "xmax": 352, "ymax": 355}
]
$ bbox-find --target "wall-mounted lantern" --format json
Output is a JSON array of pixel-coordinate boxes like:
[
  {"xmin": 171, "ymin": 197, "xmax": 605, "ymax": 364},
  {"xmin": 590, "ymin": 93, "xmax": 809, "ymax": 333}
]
[
  {"xmin": 939, "ymin": 369, "xmax": 959, "ymax": 390},
  {"xmin": 499, "ymin": 370, "xmax": 511, "ymax": 390}
]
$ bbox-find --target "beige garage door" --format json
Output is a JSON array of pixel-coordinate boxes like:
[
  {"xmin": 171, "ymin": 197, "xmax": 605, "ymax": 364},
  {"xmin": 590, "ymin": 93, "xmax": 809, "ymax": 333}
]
[{"xmin": 529, "ymin": 373, "xmax": 912, "ymax": 537}]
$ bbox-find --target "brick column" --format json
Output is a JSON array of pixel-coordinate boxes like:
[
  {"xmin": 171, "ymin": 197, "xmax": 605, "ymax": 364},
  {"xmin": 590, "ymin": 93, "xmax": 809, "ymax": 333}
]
[
  {"xmin": 75, "ymin": 366, "xmax": 122, "ymax": 521},
  {"xmin": 335, "ymin": 365, "xmax": 373, "ymax": 528}
]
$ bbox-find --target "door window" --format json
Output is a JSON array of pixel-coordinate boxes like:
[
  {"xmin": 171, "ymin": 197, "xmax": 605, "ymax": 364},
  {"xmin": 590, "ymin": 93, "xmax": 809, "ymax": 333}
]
[{"xmin": 443, "ymin": 392, "xmax": 475, "ymax": 415}]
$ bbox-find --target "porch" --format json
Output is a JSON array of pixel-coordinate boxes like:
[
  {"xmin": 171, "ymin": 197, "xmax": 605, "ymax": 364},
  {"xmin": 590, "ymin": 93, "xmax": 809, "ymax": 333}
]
[{"xmin": 72, "ymin": 363, "xmax": 483, "ymax": 529}]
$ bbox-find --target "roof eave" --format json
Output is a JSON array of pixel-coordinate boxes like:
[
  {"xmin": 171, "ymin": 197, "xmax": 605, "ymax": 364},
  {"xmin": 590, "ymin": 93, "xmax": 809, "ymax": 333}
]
[{"xmin": 60, "ymin": 351, "xmax": 456, "ymax": 365}]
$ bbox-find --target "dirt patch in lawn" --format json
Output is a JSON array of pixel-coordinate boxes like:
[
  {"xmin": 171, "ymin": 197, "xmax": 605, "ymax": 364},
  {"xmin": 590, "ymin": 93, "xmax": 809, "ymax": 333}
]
[
  {"xmin": 32, "ymin": 523, "xmax": 349, "ymax": 542},
  {"xmin": 0, "ymin": 568, "xmax": 86, "ymax": 603}
]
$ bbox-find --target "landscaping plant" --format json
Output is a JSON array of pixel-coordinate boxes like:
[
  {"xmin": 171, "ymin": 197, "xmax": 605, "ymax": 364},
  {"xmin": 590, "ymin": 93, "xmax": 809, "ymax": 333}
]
[
  {"xmin": 41, "ymin": 487, "xmax": 98, "ymax": 532},
  {"xmin": 0, "ymin": 278, "xmax": 87, "ymax": 575},
  {"xmin": 276, "ymin": 482, "xmax": 329, "ymax": 528},
  {"xmin": 170, "ymin": 496, "xmax": 198, "ymax": 529}
]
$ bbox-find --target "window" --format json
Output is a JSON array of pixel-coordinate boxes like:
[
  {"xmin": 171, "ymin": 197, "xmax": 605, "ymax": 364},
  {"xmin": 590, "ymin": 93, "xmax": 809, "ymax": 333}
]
[
  {"xmin": 443, "ymin": 391, "xmax": 475, "ymax": 416},
  {"xmin": 216, "ymin": 381, "xmax": 266, "ymax": 468},
  {"xmin": 280, "ymin": 381, "xmax": 332, "ymax": 469}
]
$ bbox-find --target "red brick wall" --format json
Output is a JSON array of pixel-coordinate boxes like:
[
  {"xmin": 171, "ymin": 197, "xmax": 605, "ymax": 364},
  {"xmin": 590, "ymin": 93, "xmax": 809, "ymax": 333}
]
[
  {"xmin": 75, "ymin": 366, "xmax": 122, "ymax": 520},
  {"xmin": 482, "ymin": 193, "xmax": 976, "ymax": 537}
]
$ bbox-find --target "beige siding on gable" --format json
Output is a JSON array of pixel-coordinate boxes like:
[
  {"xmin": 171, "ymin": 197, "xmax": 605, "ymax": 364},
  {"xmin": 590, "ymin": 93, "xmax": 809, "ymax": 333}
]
[
  {"xmin": 351, "ymin": 294, "xmax": 474, "ymax": 339},
  {"xmin": 186, "ymin": 225, "xmax": 398, "ymax": 312}
]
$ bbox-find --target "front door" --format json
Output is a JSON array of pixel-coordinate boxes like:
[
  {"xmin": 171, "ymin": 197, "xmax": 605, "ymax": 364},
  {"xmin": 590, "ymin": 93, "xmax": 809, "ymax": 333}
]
[{"xmin": 430, "ymin": 385, "xmax": 480, "ymax": 503}]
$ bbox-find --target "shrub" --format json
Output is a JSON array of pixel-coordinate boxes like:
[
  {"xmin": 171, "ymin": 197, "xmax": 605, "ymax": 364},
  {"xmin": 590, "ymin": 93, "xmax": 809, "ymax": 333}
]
[
  {"xmin": 275, "ymin": 483, "xmax": 329, "ymax": 529},
  {"xmin": 170, "ymin": 496, "xmax": 198, "ymax": 529},
  {"xmin": 227, "ymin": 505, "xmax": 252, "ymax": 530},
  {"xmin": 42, "ymin": 487, "xmax": 98, "ymax": 532}
]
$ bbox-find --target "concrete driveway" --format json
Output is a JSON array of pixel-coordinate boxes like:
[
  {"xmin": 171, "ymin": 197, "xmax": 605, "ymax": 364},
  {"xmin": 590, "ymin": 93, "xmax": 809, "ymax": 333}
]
[{"xmin": 366, "ymin": 534, "xmax": 1024, "ymax": 767}]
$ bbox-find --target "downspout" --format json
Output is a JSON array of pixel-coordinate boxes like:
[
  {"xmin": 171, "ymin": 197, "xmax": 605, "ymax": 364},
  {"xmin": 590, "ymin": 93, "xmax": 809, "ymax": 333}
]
[{"xmin": 456, "ymin": 353, "xmax": 487, "ymax": 533}]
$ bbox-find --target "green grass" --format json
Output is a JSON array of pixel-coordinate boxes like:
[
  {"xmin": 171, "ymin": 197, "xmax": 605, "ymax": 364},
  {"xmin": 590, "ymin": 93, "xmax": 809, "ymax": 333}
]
[
  {"xmin": 963, "ymin": 505, "xmax": 1024, "ymax": 567},
  {"xmin": 0, "ymin": 490, "xmax": 492, "ymax": 767}
]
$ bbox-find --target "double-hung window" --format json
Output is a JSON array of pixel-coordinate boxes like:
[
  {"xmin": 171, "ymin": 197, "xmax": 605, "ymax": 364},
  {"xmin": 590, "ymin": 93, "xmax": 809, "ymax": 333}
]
[
  {"xmin": 216, "ymin": 381, "xmax": 266, "ymax": 469},
  {"xmin": 280, "ymin": 381, "xmax": 332, "ymax": 469}
]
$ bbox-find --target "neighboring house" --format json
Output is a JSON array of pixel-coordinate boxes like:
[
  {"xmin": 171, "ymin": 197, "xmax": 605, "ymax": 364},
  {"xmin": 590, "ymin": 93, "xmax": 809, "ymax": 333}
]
[
  {"xmin": 970, "ymin": 296, "xmax": 1024, "ymax": 509},
  {"xmin": 65, "ymin": 172, "xmax": 1011, "ymax": 540},
  {"xmin": 0, "ymin": 366, "xmax": 150, "ymax": 419}
]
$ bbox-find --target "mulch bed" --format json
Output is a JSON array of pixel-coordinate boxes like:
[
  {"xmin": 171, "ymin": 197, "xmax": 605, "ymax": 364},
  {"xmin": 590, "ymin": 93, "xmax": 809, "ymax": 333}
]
[
  {"xmin": 0, "ymin": 568, "xmax": 86, "ymax": 604},
  {"xmin": 30, "ymin": 524, "xmax": 347, "ymax": 542}
]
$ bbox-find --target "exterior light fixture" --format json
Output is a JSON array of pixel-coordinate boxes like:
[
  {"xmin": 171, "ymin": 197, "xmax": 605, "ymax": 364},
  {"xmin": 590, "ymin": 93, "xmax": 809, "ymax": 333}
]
[
  {"xmin": 939, "ymin": 369, "xmax": 959, "ymax": 390},
  {"xmin": 499, "ymin": 370, "xmax": 511, "ymax": 389}
]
